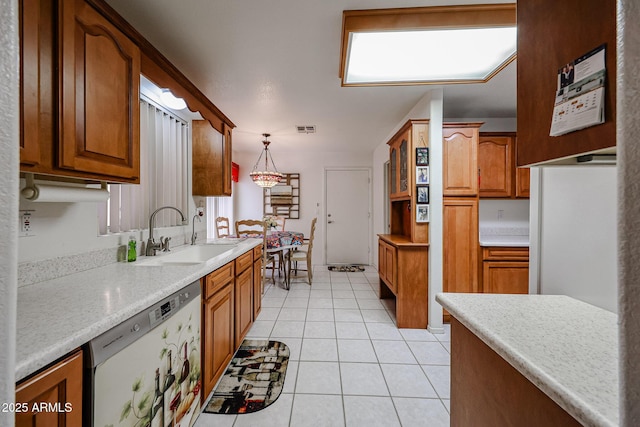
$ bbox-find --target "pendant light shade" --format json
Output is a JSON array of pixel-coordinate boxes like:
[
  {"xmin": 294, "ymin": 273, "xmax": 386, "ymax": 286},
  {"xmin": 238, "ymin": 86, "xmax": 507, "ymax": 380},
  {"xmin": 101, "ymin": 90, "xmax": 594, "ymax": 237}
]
[{"xmin": 250, "ymin": 134, "xmax": 284, "ymax": 188}]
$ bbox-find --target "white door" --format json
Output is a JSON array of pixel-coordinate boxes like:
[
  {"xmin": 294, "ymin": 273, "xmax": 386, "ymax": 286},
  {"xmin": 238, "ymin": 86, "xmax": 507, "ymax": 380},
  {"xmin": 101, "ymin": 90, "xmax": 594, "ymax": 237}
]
[{"xmin": 325, "ymin": 168, "xmax": 371, "ymax": 264}]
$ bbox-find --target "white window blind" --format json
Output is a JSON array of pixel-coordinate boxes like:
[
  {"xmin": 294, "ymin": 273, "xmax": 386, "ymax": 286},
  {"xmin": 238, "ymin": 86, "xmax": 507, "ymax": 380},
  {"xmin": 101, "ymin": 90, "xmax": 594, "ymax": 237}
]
[{"xmin": 98, "ymin": 99, "xmax": 189, "ymax": 235}]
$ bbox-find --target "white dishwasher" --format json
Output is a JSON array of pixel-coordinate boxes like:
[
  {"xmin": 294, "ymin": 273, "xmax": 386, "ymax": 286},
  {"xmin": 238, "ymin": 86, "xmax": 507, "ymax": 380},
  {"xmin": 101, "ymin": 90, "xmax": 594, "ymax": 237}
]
[{"xmin": 87, "ymin": 280, "xmax": 201, "ymax": 427}]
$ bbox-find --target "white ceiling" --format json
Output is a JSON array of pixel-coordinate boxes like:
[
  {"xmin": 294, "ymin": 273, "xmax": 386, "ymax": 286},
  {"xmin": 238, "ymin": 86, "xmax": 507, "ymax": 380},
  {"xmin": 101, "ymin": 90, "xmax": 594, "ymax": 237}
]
[{"xmin": 105, "ymin": 0, "xmax": 516, "ymax": 153}]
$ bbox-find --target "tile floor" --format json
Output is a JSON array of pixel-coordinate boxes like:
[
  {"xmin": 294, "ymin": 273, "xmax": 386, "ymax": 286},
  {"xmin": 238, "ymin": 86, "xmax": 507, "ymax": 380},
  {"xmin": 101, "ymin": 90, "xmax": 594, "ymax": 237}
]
[{"xmin": 194, "ymin": 265, "xmax": 451, "ymax": 427}]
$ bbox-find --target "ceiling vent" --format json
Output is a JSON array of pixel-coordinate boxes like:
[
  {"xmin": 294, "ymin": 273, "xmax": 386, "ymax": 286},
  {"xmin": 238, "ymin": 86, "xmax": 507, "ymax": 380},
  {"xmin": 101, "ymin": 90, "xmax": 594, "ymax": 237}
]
[{"xmin": 296, "ymin": 125, "xmax": 316, "ymax": 134}]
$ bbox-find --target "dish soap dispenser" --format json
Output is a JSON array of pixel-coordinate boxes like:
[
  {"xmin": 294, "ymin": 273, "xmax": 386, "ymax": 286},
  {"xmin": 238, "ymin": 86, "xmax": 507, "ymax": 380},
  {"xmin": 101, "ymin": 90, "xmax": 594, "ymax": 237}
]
[{"xmin": 127, "ymin": 236, "xmax": 137, "ymax": 262}]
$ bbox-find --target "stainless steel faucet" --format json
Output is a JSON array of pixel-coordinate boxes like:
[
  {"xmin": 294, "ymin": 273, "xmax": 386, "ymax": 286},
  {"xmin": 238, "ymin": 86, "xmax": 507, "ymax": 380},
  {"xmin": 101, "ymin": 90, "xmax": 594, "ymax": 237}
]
[
  {"xmin": 191, "ymin": 213, "xmax": 202, "ymax": 245},
  {"xmin": 146, "ymin": 206, "xmax": 187, "ymax": 256}
]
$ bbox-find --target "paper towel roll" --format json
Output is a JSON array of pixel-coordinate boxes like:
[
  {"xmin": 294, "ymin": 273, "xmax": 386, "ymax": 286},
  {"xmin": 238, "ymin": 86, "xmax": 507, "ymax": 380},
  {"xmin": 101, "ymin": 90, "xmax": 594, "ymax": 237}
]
[{"xmin": 21, "ymin": 184, "xmax": 110, "ymax": 202}]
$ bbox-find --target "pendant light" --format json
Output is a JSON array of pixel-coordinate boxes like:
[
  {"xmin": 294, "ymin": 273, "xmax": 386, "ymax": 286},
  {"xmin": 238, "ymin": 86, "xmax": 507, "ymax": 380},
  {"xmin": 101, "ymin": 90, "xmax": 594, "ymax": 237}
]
[{"xmin": 249, "ymin": 133, "xmax": 284, "ymax": 188}]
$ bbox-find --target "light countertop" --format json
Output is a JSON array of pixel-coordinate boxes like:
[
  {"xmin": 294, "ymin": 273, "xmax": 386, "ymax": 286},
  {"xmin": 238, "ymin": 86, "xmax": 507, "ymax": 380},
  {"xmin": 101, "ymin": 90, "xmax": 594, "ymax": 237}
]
[
  {"xmin": 436, "ymin": 293, "xmax": 618, "ymax": 427},
  {"xmin": 479, "ymin": 225, "xmax": 529, "ymax": 247},
  {"xmin": 16, "ymin": 239, "xmax": 261, "ymax": 382}
]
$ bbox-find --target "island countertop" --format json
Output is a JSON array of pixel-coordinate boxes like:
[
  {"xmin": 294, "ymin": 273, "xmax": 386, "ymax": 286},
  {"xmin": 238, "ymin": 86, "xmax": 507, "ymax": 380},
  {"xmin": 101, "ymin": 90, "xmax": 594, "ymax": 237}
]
[
  {"xmin": 436, "ymin": 293, "xmax": 618, "ymax": 427},
  {"xmin": 16, "ymin": 239, "xmax": 261, "ymax": 382}
]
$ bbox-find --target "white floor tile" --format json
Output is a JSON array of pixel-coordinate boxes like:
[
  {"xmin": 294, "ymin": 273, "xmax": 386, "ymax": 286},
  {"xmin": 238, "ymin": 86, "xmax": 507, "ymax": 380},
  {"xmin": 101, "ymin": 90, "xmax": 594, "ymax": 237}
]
[
  {"xmin": 399, "ymin": 328, "xmax": 438, "ymax": 342},
  {"xmin": 348, "ymin": 276, "xmax": 370, "ymax": 284},
  {"xmin": 361, "ymin": 309, "xmax": 393, "ymax": 323},
  {"xmin": 287, "ymin": 289, "xmax": 310, "ymax": 298},
  {"xmin": 303, "ymin": 321, "xmax": 336, "ymax": 339},
  {"xmin": 372, "ymin": 340, "xmax": 417, "ymax": 364},
  {"xmin": 308, "ymin": 298, "xmax": 334, "ymax": 309},
  {"xmin": 422, "ymin": 365, "xmax": 451, "ymax": 399},
  {"xmin": 255, "ymin": 307, "xmax": 281, "ymax": 321},
  {"xmin": 231, "ymin": 393, "xmax": 293, "ymax": 427},
  {"xmin": 306, "ymin": 308, "xmax": 335, "ymax": 322},
  {"xmin": 330, "ymin": 276, "xmax": 351, "ymax": 283},
  {"xmin": 295, "ymin": 362, "xmax": 342, "ymax": 394},
  {"xmin": 271, "ymin": 337, "xmax": 302, "ymax": 361},
  {"xmin": 300, "ymin": 338, "xmax": 339, "ymax": 361},
  {"xmin": 193, "ymin": 412, "xmax": 236, "ymax": 427},
  {"xmin": 246, "ymin": 320, "xmax": 275, "ymax": 338},
  {"xmin": 343, "ymin": 396, "xmax": 400, "ymax": 427},
  {"xmin": 351, "ymin": 283, "xmax": 374, "ymax": 291},
  {"xmin": 441, "ymin": 341, "xmax": 451, "ymax": 353},
  {"xmin": 340, "ymin": 362, "xmax": 389, "ymax": 396},
  {"xmin": 407, "ymin": 341, "xmax": 451, "ymax": 365},
  {"xmin": 380, "ymin": 364, "xmax": 438, "ymax": 398},
  {"xmin": 277, "ymin": 308, "xmax": 307, "ymax": 321},
  {"xmin": 354, "ymin": 290, "xmax": 378, "ymax": 300},
  {"xmin": 311, "ymin": 282, "xmax": 331, "ymax": 290},
  {"xmin": 270, "ymin": 321, "xmax": 305, "ymax": 338},
  {"xmin": 331, "ymin": 283, "xmax": 352, "ymax": 291},
  {"xmin": 436, "ymin": 324, "xmax": 451, "ymax": 342},
  {"xmin": 290, "ymin": 394, "xmax": 345, "ymax": 427},
  {"xmin": 333, "ymin": 299, "xmax": 359, "ymax": 309},
  {"xmin": 261, "ymin": 297, "xmax": 285, "ymax": 308},
  {"xmin": 337, "ymin": 339, "xmax": 378, "ymax": 363},
  {"xmin": 335, "ymin": 322, "xmax": 369, "ymax": 340},
  {"xmin": 442, "ymin": 399, "xmax": 450, "ymax": 413},
  {"xmin": 282, "ymin": 298, "xmax": 309, "ymax": 309},
  {"xmin": 282, "ymin": 361, "xmax": 298, "ymax": 393},
  {"xmin": 356, "ymin": 299, "xmax": 385, "ymax": 310},
  {"xmin": 366, "ymin": 323, "xmax": 404, "ymax": 340},
  {"xmin": 309, "ymin": 289, "xmax": 332, "ymax": 299},
  {"xmin": 392, "ymin": 397, "xmax": 449, "ymax": 427},
  {"xmin": 334, "ymin": 309, "xmax": 363, "ymax": 322},
  {"xmin": 333, "ymin": 290, "xmax": 356, "ymax": 299}
]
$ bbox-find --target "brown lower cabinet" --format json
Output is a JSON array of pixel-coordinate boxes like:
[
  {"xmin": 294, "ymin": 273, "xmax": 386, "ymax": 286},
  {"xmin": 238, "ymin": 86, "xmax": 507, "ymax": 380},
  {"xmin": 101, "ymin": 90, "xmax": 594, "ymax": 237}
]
[
  {"xmin": 202, "ymin": 248, "xmax": 262, "ymax": 400},
  {"xmin": 481, "ymin": 247, "xmax": 529, "ymax": 294},
  {"xmin": 253, "ymin": 245, "xmax": 263, "ymax": 320},
  {"xmin": 15, "ymin": 349, "xmax": 83, "ymax": 427}
]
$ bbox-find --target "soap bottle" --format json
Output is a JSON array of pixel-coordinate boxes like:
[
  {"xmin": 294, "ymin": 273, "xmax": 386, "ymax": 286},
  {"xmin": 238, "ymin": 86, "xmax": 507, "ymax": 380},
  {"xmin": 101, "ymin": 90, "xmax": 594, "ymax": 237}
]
[{"xmin": 127, "ymin": 236, "xmax": 137, "ymax": 262}]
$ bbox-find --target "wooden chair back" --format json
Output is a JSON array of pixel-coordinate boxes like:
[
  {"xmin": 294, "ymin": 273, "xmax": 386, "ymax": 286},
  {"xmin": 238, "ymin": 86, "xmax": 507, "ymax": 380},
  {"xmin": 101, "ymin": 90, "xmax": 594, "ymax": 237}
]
[
  {"xmin": 216, "ymin": 216, "xmax": 230, "ymax": 238},
  {"xmin": 306, "ymin": 217, "xmax": 317, "ymax": 258},
  {"xmin": 235, "ymin": 219, "xmax": 264, "ymax": 236}
]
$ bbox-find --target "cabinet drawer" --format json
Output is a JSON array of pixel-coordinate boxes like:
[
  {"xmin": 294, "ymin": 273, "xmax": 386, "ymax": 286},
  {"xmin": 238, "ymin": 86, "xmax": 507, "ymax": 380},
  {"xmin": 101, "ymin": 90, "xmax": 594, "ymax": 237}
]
[
  {"xmin": 482, "ymin": 247, "xmax": 529, "ymax": 261},
  {"xmin": 204, "ymin": 261, "xmax": 234, "ymax": 299},
  {"xmin": 235, "ymin": 250, "xmax": 253, "ymax": 275},
  {"xmin": 253, "ymin": 244, "xmax": 263, "ymax": 260}
]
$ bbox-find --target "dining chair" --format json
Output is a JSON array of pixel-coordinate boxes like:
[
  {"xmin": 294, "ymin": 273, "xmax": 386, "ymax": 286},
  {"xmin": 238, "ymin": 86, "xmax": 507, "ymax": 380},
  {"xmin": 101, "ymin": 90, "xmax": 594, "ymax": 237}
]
[
  {"xmin": 273, "ymin": 216, "xmax": 286, "ymax": 231},
  {"xmin": 235, "ymin": 219, "xmax": 263, "ymax": 236},
  {"xmin": 261, "ymin": 222, "xmax": 276, "ymax": 285},
  {"xmin": 288, "ymin": 217, "xmax": 317, "ymax": 285},
  {"xmin": 216, "ymin": 216, "xmax": 230, "ymax": 238}
]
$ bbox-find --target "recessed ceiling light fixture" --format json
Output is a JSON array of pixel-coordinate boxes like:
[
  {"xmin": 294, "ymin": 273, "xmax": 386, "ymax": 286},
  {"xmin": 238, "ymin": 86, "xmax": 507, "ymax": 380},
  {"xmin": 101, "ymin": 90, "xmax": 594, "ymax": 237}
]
[
  {"xmin": 340, "ymin": 4, "xmax": 516, "ymax": 86},
  {"xmin": 160, "ymin": 89, "xmax": 187, "ymax": 110}
]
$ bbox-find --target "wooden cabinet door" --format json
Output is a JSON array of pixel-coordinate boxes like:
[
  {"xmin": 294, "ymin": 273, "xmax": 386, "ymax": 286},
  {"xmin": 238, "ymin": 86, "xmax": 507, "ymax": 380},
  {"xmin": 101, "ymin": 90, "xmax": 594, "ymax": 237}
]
[
  {"xmin": 19, "ymin": 0, "xmax": 54, "ymax": 170},
  {"xmin": 16, "ymin": 350, "xmax": 83, "ymax": 427},
  {"xmin": 479, "ymin": 135, "xmax": 513, "ymax": 198},
  {"xmin": 253, "ymin": 259, "xmax": 262, "ymax": 320},
  {"xmin": 59, "ymin": 0, "xmax": 140, "ymax": 182},
  {"xmin": 193, "ymin": 120, "xmax": 232, "ymax": 196},
  {"xmin": 443, "ymin": 198, "xmax": 479, "ymax": 293},
  {"xmin": 482, "ymin": 261, "xmax": 529, "ymax": 294},
  {"xmin": 443, "ymin": 125, "xmax": 479, "ymax": 196},
  {"xmin": 516, "ymin": 167, "xmax": 531, "ymax": 198},
  {"xmin": 235, "ymin": 267, "xmax": 253, "ymax": 347},
  {"xmin": 378, "ymin": 240, "xmax": 386, "ymax": 281},
  {"xmin": 378, "ymin": 240, "xmax": 396, "ymax": 294},
  {"xmin": 202, "ymin": 283, "xmax": 234, "ymax": 399},
  {"xmin": 389, "ymin": 129, "xmax": 411, "ymax": 200}
]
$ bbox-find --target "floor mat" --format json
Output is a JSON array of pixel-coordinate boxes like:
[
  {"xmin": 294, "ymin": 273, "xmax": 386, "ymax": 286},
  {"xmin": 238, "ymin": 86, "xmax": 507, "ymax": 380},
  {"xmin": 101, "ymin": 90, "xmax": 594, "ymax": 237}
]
[
  {"xmin": 203, "ymin": 339, "xmax": 289, "ymax": 415},
  {"xmin": 327, "ymin": 265, "xmax": 365, "ymax": 272}
]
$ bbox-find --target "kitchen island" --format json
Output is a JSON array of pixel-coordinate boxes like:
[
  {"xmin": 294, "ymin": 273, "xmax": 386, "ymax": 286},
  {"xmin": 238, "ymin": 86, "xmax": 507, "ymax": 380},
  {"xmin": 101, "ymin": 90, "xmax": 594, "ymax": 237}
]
[
  {"xmin": 16, "ymin": 238, "xmax": 261, "ymax": 382},
  {"xmin": 436, "ymin": 293, "xmax": 618, "ymax": 427}
]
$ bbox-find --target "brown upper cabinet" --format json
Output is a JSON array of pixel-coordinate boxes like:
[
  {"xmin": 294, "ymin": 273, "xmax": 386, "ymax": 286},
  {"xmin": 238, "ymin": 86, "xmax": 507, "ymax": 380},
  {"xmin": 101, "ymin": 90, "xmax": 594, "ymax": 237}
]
[
  {"xmin": 478, "ymin": 132, "xmax": 529, "ymax": 199},
  {"xmin": 517, "ymin": 0, "xmax": 616, "ymax": 165},
  {"xmin": 443, "ymin": 123, "xmax": 481, "ymax": 196},
  {"xmin": 20, "ymin": 0, "xmax": 141, "ymax": 183},
  {"xmin": 192, "ymin": 121, "xmax": 232, "ymax": 196}
]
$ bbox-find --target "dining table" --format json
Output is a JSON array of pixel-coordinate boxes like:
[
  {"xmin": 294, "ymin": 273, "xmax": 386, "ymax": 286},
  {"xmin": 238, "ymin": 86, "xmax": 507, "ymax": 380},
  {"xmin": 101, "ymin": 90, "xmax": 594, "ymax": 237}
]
[{"xmin": 265, "ymin": 230, "xmax": 304, "ymax": 290}]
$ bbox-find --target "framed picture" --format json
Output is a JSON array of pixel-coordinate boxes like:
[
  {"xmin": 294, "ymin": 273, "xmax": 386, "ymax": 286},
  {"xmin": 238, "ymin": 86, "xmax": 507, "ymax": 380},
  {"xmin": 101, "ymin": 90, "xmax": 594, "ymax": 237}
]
[
  {"xmin": 416, "ymin": 186, "xmax": 429, "ymax": 203},
  {"xmin": 416, "ymin": 204, "xmax": 430, "ymax": 223},
  {"xmin": 416, "ymin": 147, "xmax": 429, "ymax": 166},
  {"xmin": 416, "ymin": 166, "xmax": 429, "ymax": 184}
]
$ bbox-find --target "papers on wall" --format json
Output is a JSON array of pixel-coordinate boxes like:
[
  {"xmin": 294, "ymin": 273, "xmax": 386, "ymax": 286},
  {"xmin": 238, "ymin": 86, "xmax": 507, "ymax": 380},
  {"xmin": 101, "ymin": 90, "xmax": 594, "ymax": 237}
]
[
  {"xmin": 550, "ymin": 44, "xmax": 606, "ymax": 137},
  {"xmin": 269, "ymin": 185, "xmax": 293, "ymax": 205}
]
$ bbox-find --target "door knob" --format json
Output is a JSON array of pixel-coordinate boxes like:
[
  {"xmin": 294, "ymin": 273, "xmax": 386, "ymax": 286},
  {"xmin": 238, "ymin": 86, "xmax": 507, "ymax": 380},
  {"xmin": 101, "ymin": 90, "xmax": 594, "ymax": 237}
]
[{"xmin": 328, "ymin": 220, "xmax": 334, "ymax": 224}]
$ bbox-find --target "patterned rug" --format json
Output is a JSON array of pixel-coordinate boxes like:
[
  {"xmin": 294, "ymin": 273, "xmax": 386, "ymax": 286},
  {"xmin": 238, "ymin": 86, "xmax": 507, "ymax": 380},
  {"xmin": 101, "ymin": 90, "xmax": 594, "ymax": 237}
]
[
  {"xmin": 328, "ymin": 265, "xmax": 365, "ymax": 272},
  {"xmin": 203, "ymin": 340, "xmax": 289, "ymax": 415}
]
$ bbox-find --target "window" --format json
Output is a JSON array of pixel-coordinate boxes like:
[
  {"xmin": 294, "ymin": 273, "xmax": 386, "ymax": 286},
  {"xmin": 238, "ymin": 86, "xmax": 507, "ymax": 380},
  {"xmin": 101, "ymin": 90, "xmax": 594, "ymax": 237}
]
[
  {"xmin": 206, "ymin": 194, "xmax": 234, "ymax": 239},
  {"xmin": 98, "ymin": 99, "xmax": 189, "ymax": 234}
]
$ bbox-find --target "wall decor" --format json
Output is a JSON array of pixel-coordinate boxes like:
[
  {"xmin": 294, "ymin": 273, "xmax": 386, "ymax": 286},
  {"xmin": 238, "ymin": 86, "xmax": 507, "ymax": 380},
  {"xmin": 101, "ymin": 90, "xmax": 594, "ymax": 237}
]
[
  {"xmin": 416, "ymin": 204, "xmax": 430, "ymax": 223},
  {"xmin": 416, "ymin": 147, "xmax": 429, "ymax": 166},
  {"xmin": 263, "ymin": 173, "xmax": 300, "ymax": 219},
  {"xmin": 416, "ymin": 166, "xmax": 429, "ymax": 184},
  {"xmin": 417, "ymin": 186, "xmax": 429, "ymax": 203}
]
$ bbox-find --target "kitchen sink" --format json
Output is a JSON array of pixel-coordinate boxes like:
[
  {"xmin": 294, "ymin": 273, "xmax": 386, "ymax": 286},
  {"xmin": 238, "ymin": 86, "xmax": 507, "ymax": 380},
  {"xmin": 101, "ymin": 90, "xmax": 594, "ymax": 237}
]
[{"xmin": 135, "ymin": 243, "xmax": 237, "ymax": 266}]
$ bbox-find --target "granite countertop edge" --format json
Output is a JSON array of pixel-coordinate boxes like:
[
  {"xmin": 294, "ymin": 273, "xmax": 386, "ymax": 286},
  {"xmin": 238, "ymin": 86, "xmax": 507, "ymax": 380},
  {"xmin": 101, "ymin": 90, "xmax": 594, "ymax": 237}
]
[
  {"xmin": 436, "ymin": 293, "xmax": 618, "ymax": 427},
  {"xmin": 16, "ymin": 239, "xmax": 261, "ymax": 382}
]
